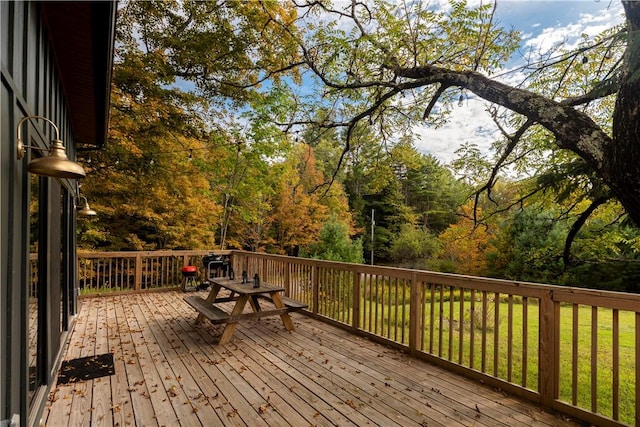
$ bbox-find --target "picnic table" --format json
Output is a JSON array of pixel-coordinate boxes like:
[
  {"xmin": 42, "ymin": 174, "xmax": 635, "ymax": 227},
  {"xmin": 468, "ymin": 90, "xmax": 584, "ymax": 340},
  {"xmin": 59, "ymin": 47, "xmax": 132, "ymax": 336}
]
[{"xmin": 184, "ymin": 277, "xmax": 307, "ymax": 344}]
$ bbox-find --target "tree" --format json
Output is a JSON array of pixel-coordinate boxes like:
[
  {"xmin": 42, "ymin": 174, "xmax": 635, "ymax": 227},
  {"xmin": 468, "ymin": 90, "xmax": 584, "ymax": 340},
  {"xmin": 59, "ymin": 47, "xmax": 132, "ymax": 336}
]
[
  {"xmin": 437, "ymin": 203, "xmax": 495, "ymax": 276},
  {"xmin": 80, "ymin": 0, "xmax": 305, "ymax": 250},
  {"xmin": 115, "ymin": 0, "xmax": 301, "ymax": 103},
  {"xmin": 390, "ymin": 141, "xmax": 468, "ymax": 233},
  {"xmin": 389, "ymin": 224, "xmax": 440, "ymax": 269},
  {"xmin": 301, "ymin": 215, "xmax": 364, "ymax": 263},
  {"xmin": 267, "ymin": 144, "xmax": 336, "ymax": 255},
  {"xmin": 259, "ymin": 0, "xmax": 640, "ymax": 241},
  {"xmin": 486, "ymin": 207, "xmax": 568, "ymax": 283},
  {"xmin": 81, "ymin": 61, "xmax": 220, "ymax": 250}
]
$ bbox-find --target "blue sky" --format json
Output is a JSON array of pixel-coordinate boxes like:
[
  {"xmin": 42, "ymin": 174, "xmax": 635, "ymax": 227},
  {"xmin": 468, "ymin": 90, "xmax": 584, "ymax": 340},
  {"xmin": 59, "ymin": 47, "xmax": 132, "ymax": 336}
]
[{"xmin": 414, "ymin": 0, "xmax": 625, "ymax": 165}]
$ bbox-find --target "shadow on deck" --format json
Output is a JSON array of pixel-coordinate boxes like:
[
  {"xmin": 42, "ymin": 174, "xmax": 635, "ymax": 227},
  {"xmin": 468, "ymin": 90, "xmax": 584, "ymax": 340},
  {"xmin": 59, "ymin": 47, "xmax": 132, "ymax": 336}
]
[{"xmin": 43, "ymin": 291, "xmax": 583, "ymax": 426}]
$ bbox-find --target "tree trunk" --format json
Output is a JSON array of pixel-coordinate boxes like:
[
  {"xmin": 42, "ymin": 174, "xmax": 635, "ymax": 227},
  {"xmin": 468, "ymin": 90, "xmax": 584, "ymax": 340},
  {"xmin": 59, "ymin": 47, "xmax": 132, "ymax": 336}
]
[{"xmin": 606, "ymin": 1, "xmax": 640, "ymax": 225}]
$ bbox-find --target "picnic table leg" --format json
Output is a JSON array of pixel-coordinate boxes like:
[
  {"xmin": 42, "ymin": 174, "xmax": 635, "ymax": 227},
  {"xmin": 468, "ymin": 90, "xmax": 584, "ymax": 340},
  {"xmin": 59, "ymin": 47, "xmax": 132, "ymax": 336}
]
[
  {"xmin": 218, "ymin": 294, "xmax": 249, "ymax": 344},
  {"xmin": 271, "ymin": 293, "xmax": 295, "ymax": 331},
  {"xmin": 249, "ymin": 295, "xmax": 261, "ymax": 312},
  {"xmin": 196, "ymin": 284, "xmax": 222, "ymax": 324}
]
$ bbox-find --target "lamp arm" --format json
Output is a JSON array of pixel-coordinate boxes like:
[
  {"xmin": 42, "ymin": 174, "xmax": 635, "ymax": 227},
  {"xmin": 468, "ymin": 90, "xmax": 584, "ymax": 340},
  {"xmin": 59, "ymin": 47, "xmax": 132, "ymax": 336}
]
[
  {"xmin": 75, "ymin": 195, "xmax": 89, "ymax": 207},
  {"xmin": 16, "ymin": 115, "xmax": 61, "ymax": 159}
]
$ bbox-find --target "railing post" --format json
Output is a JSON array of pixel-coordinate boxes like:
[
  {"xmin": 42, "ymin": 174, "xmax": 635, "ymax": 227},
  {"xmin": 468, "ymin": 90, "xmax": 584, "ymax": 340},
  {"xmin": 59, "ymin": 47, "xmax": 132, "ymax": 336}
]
[
  {"xmin": 409, "ymin": 271, "xmax": 422, "ymax": 354},
  {"xmin": 312, "ymin": 262, "xmax": 319, "ymax": 314},
  {"xmin": 135, "ymin": 253, "xmax": 142, "ymax": 291},
  {"xmin": 352, "ymin": 269, "xmax": 361, "ymax": 330},
  {"xmin": 539, "ymin": 290, "xmax": 559, "ymax": 407}
]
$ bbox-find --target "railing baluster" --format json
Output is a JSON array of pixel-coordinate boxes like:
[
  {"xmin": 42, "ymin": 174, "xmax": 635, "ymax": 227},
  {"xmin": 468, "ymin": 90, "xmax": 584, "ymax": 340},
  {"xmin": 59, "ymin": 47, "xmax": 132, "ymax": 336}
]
[
  {"xmin": 448, "ymin": 286, "xmax": 454, "ymax": 360},
  {"xmin": 374, "ymin": 274, "xmax": 379, "ymax": 336},
  {"xmin": 381, "ymin": 274, "xmax": 384, "ymax": 336},
  {"xmin": 507, "ymin": 294, "xmax": 513, "ymax": 383},
  {"xmin": 401, "ymin": 278, "xmax": 407, "ymax": 345},
  {"xmin": 494, "ymin": 292, "xmax": 500, "ymax": 377},
  {"xmin": 572, "ymin": 304, "xmax": 579, "ymax": 406},
  {"xmin": 634, "ymin": 312, "xmax": 640, "ymax": 426},
  {"xmin": 470, "ymin": 289, "xmax": 475, "ymax": 370},
  {"xmin": 522, "ymin": 296, "xmax": 528, "ymax": 388},
  {"xmin": 429, "ymin": 284, "xmax": 435, "ymax": 354},
  {"xmin": 312, "ymin": 262, "xmax": 319, "ymax": 315},
  {"xmin": 591, "ymin": 306, "xmax": 598, "ymax": 413},
  {"xmin": 367, "ymin": 272, "xmax": 373, "ymax": 332},
  {"xmin": 613, "ymin": 308, "xmax": 619, "ymax": 421},
  {"xmin": 482, "ymin": 291, "xmax": 487, "ymax": 373},
  {"xmin": 420, "ymin": 280, "xmax": 427, "ymax": 351},
  {"xmin": 353, "ymin": 270, "xmax": 360, "ymax": 330},
  {"xmin": 459, "ymin": 287, "xmax": 465, "ymax": 364},
  {"xmin": 437, "ymin": 284, "xmax": 443, "ymax": 357},
  {"xmin": 135, "ymin": 253, "xmax": 142, "ymax": 291},
  {"xmin": 394, "ymin": 277, "xmax": 399, "ymax": 342},
  {"xmin": 408, "ymin": 272, "xmax": 421, "ymax": 353}
]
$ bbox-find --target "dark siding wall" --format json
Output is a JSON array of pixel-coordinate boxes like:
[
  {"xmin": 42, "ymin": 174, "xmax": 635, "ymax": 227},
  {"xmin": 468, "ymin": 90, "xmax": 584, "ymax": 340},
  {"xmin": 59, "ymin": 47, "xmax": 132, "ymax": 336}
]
[
  {"xmin": 1, "ymin": 48, "xmax": 17, "ymax": 425},
  {"xmin": 1, "ymin": 2, "xmax": 80, "ymax": 425}
]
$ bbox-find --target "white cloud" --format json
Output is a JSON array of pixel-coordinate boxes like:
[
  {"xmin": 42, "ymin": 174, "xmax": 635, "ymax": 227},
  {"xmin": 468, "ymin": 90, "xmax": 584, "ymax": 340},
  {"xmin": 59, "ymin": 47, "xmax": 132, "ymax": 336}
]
[
  {"xmin": 413, "ymin": 98, "xmax": 500, "ymax": 165},
  {"xmin": 523, "ymin": 4, "xmax": 624, "ymax": 53}
]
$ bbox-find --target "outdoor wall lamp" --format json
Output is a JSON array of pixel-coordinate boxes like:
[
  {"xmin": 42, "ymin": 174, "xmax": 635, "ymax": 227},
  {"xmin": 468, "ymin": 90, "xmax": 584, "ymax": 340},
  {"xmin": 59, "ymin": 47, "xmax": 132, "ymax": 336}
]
[
  {"xmin": 75, "ymin": 195, "xmax": 97, "ymax": 216},
  {"xmin": 16, "ymin": 115, "xmax": 86, "ymax": 179}
]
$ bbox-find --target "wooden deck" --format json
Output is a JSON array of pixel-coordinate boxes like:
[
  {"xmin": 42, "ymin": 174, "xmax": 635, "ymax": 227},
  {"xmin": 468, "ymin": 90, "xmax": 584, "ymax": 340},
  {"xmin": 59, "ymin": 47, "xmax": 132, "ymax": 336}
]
[{"xmin": 43, "ymin": 291, "xmax": 583, "ymax": 427}]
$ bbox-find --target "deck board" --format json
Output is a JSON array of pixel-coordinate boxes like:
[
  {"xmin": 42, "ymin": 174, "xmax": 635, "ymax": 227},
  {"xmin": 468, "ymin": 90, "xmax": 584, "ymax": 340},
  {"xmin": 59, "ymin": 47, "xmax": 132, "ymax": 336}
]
[
  {"xmin": 109, "ymin": 293, "xmax": 141, "ymax": 426},
  {"xmin": 90, "ymin": 297, "xmax": 114, "ymax": 427},
  {"xmin": 44, "ymin": 291, "xmax": 584, "ymax": 427},
  {"xmin": 68, "ymin": 296, "xmax": 98, "ymax": 427}
]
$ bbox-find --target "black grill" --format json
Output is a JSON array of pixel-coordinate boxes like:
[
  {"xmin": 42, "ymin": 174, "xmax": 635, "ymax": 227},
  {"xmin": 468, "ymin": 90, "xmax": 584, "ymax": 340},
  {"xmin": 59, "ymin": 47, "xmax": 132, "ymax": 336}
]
[{"xmin": 202, "ymin": 254, "xmax": 230, "ymax": 280}]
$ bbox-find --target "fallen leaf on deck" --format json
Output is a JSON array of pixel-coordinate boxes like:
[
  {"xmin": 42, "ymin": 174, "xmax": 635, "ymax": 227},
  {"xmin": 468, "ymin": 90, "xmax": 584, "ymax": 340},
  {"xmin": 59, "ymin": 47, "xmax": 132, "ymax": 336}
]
[{"xmin": 258, "ymin": 403, "xmax": 271, "ymax": 413}]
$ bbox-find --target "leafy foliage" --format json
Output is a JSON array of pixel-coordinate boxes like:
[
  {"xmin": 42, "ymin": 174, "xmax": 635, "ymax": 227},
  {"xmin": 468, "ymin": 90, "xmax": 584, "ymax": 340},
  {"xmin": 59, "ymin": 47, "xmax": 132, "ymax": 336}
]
[
  {"xmin": 78, "ymin": 0, "xmax": 640, "ymax": 292},
  {"xmin": 487, "ymin": 208, "xmax": 568, "ymax": 283},
  {"xmin": 301, "ymin": 215, "xmax": 364, "ymax": 263},
  {"xmin": 389, "ymin": 224, "xmax": 440, "ymax": 269}
]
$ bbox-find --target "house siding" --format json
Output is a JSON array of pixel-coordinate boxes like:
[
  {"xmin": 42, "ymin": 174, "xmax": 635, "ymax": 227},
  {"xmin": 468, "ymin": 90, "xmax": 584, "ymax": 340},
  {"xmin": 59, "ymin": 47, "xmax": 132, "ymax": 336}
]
[{"xmin": 0, "ymin": 2, "xmax": 115, "ymax": 426}]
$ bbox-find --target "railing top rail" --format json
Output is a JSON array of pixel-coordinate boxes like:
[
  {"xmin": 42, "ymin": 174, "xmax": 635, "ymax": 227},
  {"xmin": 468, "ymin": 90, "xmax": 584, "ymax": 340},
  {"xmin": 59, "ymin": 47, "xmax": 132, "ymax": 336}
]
[{"xmin": 77, "ymin": 250, "xmax": 231, "ymax": 258}]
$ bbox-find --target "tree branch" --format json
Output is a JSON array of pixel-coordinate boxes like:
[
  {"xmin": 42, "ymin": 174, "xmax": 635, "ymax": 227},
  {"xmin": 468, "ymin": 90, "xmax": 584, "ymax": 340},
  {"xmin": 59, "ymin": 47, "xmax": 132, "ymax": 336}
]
[
  {"xmin": 393, "ymin": 64, "xmax": 613, "ymax": 173},
  {"xmin": 563, "ymin": 196, "xmax": 611, "ymax": 267}
]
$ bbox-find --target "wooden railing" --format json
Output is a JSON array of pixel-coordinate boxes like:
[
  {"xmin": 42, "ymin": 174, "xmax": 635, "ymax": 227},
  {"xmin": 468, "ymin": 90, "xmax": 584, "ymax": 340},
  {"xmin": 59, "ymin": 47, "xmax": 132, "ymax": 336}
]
[
  {"xmin": 231, "ymin": 250, "xmax": 640, "ymax": 427},
  {"xmin": 36, "ymin": 249, "xmax": 639, "ymax": 426},
  {"xmin": 75, "ymin": 250, "xmax": 228, "ymax": 294}
]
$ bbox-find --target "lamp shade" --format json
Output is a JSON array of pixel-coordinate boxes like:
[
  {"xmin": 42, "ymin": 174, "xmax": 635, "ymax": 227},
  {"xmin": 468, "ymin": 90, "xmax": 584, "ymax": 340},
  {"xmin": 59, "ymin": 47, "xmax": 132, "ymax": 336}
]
[
  {"xmin": 77, "ymin": 202, "xmax": 97, "ymax": 216},
  {"xmin": 76, "ymin": 195, "xmax": 97, "ymax": 216},
  {"xmin": 27, "ymin": 139, "xmax": 86, "ymax": 179}
]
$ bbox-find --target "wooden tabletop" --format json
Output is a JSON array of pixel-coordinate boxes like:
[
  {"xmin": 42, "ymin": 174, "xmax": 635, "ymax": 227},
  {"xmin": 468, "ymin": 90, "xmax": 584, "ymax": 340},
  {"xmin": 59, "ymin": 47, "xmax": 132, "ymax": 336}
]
[{"xmin": 209, "ymin": 277, "xmax": 285, "ymax": 295}]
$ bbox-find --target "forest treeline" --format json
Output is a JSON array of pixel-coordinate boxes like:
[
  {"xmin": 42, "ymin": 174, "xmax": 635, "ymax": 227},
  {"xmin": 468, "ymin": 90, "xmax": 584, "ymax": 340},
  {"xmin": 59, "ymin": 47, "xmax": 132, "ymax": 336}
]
[{"xmin": 77, "ymin": 1, "xmax": 640, "ymax": 292}]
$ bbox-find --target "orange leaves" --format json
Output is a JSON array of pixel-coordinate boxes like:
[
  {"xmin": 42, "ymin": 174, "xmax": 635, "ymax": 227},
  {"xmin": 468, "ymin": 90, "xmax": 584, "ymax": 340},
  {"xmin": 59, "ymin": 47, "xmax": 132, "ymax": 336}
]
[{"xmin": 438, "ymin": 202, "xmax": 495, "ymax": 276}]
